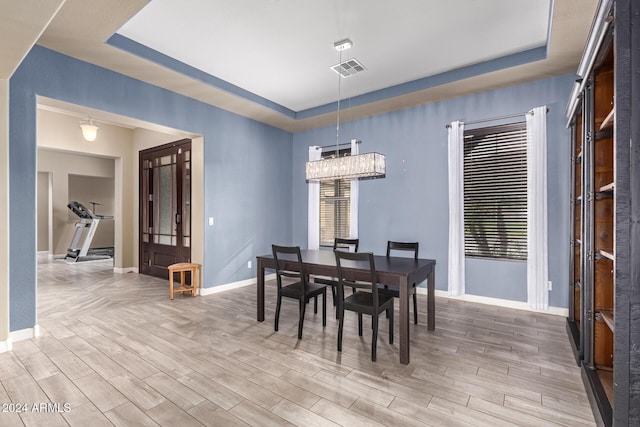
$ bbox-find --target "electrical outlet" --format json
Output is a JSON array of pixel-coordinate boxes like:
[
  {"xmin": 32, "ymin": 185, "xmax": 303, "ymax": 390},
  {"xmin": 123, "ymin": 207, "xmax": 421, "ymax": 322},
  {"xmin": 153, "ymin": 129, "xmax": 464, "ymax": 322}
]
[
  {"xmin": 247, "ymin": 260, "xmax": 252, "ymax": 269},
  {"xmin": 548, "ymin": 280, "xmax": 552, "ymax": 291}
]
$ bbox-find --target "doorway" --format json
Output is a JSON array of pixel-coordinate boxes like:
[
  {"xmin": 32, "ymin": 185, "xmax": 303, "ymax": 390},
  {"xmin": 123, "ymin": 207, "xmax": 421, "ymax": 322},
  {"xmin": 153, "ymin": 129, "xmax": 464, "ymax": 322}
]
[{"xmin": 139, "ymin": 139, "xmax": 192, "ymax": 278}]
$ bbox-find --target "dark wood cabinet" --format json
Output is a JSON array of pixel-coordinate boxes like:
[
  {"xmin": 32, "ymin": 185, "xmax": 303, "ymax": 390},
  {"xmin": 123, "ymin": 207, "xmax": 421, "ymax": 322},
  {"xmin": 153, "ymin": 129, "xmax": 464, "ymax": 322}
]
[{"xmin": 565, "ymin": 0, "xmax": 640, "ymax": 425}]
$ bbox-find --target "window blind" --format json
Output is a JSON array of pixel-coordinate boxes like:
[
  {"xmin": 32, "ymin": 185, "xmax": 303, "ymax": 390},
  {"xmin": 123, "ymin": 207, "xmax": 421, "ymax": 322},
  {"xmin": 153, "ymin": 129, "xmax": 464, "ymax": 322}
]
[
  {"xmin": 319, "ymin": 149, "xmax": 351, "ymax": 246},
  {"xmin": 463, "ymin": 122, "xmax": 527, "ymax": 260}
]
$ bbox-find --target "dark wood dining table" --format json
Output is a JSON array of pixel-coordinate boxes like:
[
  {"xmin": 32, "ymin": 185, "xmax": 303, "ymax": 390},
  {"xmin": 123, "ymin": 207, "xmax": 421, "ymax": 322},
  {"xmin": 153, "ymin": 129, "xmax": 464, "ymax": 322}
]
[{"xmin": 256, "ymin": 249, "xmax": 436, "ymax": 365}]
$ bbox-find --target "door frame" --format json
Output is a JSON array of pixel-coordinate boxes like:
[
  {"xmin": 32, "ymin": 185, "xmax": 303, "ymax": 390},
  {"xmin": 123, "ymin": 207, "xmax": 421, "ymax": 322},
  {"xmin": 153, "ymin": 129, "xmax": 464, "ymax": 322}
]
[{"xmin": 133, "ymin": 135, "xmax": 203, "ymax": 280}]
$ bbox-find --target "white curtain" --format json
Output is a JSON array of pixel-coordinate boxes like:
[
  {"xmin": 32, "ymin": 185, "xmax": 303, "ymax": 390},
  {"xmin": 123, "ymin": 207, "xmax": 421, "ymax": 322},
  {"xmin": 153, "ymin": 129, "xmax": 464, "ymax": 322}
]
[
  {"xmin": 526, "ymin": 106, "xmax": 549, "ymax": 310},
  {"xmin": 308, "ymin": 146, "xmax": 321, "ymax": 250},
  {"xmin": 349, "ymin": 139, "xmax": 359, "ymax": 241},
  {"xmin": 447, "ymin": 121, "xmax": 465, "ymax": 296}
]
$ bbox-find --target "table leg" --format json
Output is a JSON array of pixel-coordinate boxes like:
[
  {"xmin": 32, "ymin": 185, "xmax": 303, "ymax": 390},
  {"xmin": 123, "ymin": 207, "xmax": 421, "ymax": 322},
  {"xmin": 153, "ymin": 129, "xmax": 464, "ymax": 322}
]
[
  {"xmin": 399, "ymin": 276, "xmax": 410, "ymax": 365},
  {"xmin": 257, "ymin": 258, "xmax": 265, "ymax": 322},
  {"xmin": 427, "ymin": 269, "xmax": 435, "ymax": 331}
]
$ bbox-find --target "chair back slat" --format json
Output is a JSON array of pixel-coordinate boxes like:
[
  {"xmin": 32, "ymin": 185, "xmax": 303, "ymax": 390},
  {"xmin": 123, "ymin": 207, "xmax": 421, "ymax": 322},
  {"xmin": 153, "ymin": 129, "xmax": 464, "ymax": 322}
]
[
  {"xmin": 333, "ymin": 238, "xmax": 359, "ymax": 252},
  {"xmin": 272, "ymin": 245, "xmax": 307, "ymax": 293},
  {"xmin": 386, "ymin": 241, "xmax": 419, "ymax": 260},
  {"xmin": 334, "ymin": 250, "xmax": 380, "ymax": 307}
]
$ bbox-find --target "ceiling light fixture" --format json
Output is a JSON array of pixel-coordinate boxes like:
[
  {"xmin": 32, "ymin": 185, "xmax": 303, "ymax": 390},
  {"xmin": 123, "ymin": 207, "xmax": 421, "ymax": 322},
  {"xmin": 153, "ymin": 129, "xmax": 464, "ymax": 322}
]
[
  {"xmin": 305, "ymin": 39, "xmax": 385, "ymax": 182},
  {"xmin": 79, "ymin": 117, "xmax": 99, "ymax": 142},
  {"xmin": 334, "ymin": 39, "xmax": 353, "ymax": 51}
]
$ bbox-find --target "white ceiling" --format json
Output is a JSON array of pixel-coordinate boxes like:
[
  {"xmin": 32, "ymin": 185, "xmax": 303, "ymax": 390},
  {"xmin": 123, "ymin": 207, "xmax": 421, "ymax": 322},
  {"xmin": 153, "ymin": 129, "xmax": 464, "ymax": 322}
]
[
  {"xmin": 116, "ymin": 0, "xmax": 551, "ymax": 112},
  {"xmin": 1, "ymin": 0, "xmax": 599, "ymax": 132},
  {"xmin": 0, "ymin": 0, "xmax": 65, "ymax": 79}
]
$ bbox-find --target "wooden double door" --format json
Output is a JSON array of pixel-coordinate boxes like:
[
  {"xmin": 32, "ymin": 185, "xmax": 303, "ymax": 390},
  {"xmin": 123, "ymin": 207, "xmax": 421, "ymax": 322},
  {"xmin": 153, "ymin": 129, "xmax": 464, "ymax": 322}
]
[{"xmin": 139, "ymin": 139, "xmax": 192, "ymax": 278}]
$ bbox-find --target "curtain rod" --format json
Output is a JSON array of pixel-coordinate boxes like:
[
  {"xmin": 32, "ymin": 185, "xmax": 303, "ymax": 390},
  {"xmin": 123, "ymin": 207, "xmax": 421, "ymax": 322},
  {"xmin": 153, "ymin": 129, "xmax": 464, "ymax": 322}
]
[
  {"xmin": 444, "ymin": 109, "xmax": 548, "ymax": 128},
  {"xmin": 315, "ymin": 140, "xmax": 361, "ymax": 150}
]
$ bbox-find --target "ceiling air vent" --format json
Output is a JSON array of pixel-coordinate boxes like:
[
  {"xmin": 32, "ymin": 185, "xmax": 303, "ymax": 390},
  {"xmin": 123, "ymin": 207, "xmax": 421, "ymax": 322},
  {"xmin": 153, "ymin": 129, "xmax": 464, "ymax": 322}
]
[{"xmin": 331, "ymin": 58, "xmax": 366, "ymax": 78}]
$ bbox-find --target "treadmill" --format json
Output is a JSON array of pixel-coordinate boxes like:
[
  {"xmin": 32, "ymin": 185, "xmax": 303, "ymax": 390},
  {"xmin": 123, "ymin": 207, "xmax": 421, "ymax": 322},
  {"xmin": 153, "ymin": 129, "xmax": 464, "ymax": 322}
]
[{"xmin": 64, "ymin": 201, "xmax": 114, "ymax": 262}]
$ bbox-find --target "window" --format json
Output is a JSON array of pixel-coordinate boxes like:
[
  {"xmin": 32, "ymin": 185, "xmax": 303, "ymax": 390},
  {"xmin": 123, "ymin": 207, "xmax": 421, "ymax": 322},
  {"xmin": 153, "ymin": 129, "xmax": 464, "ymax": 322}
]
[
  {"xmin": 463, "ymin": 122, "xmax": 527, "ymax": 260},
  {"xmin": 319, "ymin": 148, "xmax": 351, "ymax": 246}
]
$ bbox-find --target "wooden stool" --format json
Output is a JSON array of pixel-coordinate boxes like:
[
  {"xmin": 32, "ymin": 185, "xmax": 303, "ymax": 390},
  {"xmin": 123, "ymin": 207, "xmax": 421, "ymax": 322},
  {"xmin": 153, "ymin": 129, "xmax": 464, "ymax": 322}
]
[{"xmin": 168, "ymin": 263, "xmax": 199, "ymax": 300}]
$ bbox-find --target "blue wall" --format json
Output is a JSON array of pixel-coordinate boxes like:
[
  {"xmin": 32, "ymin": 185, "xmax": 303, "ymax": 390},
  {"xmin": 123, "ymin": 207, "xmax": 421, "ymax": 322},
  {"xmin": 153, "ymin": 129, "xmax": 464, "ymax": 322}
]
[
  {"xmin": 9, "ymin": 46, "xmax": 293, "ymax": 331},
  {"xmin": 9, "ymin": 45, "xmax": 574, "ymax": 332},
  {"xmin": 292, "ymin": 75, "xmax": 573, "ymax": 307}
]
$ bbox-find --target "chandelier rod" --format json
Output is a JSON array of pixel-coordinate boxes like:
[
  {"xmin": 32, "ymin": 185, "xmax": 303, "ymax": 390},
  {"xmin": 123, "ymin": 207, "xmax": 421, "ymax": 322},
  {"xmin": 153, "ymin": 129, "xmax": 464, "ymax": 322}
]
[{"xmin": 335, "ymin": 47, "xmax": 343, "ymax": 155}]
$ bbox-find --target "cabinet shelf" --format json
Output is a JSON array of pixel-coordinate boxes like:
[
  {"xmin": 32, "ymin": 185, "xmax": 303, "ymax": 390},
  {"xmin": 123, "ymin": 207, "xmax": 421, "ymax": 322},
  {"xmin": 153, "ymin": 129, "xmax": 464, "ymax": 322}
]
[
  {"xmin": 598, "ymin": 182, "xmax": 615, "ymax": 192},
  {"xmin": 597, "ymin": 249, "xmax": 615, "ymax": 261},
  {"xmin": 600, "ymin": 108, "xmax": 614, "ymax": 130},
  {"xmin": 599, "ymin": 308, "xmax": 614, "ymax": 332}
]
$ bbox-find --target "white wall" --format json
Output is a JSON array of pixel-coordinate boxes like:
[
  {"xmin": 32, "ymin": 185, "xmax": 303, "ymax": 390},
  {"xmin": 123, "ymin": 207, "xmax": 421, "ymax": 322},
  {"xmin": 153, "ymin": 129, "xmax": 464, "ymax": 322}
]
[
  {"xmin": 0, "ymin": 78, "xmax": 9, "ymax": 346},
  {"xmin": 36, "ymin": 172, "xmax": 49, "ymax": 252},
  {"xmin": 37, "ymin": 108, "xmax": 133, "ymax": 268}
]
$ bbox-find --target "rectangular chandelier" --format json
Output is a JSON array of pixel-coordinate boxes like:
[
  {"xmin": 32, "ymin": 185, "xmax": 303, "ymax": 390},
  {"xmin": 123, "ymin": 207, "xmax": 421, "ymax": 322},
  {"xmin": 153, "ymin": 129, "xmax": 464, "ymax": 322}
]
[{"xmin": 305, "ymin": 152, "xmax": 386, "ymax": 181}]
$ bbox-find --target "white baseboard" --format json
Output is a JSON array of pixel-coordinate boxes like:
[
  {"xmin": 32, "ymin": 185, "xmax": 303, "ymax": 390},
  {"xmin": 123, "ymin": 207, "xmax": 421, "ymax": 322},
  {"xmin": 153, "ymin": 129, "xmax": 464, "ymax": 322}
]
[
  {"xmin": 199, "ymin": 273, "xmax": 277, "ymax": 296},
  {"xmin": 114, "ymin": 267, "xmax": 138, "ymax": 274},
  {"xmin": 416, "ymin": 288, "xmax": 567, "ymax": 316},
  {"xmin": 9, "ymin": 325, "xmax": 40, "ymax": 342},
  {"xmin": 36, "ymin": 251, "xmax": 54, "ymax": 259},
  {"xmin": 1, "ymin": 325, "xmax": 41, "ymax": 353}
]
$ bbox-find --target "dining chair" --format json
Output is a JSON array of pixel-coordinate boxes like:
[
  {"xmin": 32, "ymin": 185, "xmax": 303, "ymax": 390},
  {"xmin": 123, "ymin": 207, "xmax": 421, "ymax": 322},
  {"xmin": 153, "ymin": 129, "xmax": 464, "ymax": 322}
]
[
  {"xmin": 334, "ymin": 250, "xmax": 394, "ymax": 362},
  {"xmin": 379, "ymin": 241, "xmax": 419, "ymax": 324},
  {"xmin": 314, "ymin": 238, "xmax": 359, "ymax": 312},
  {"xmin": 333, "ymin": 238, "xmax": 359, "ymax": 252},
  {"xmin": 272, "ymin": 244, "xmax": 327, "ymax": 339}
]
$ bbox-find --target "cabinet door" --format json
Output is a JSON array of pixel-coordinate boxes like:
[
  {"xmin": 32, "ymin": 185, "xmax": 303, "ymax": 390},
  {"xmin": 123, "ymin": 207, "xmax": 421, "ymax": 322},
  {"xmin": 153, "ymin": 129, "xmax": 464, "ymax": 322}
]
[
  {"xmin": 568, "ymin": 111, "xmax": 583, "ymax": 358},
  {"xmin": 581, "ymin": 83, "xmax": 595, "ymax": 367}
]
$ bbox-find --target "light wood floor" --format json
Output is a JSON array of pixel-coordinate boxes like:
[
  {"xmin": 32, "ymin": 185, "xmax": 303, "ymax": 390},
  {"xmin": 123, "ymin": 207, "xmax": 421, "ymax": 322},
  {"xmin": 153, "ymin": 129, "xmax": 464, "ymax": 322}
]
[{"xmin": 0, "ymin": 258, "xmax": 596, "ymax": 426}]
